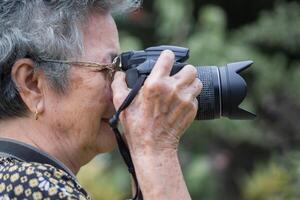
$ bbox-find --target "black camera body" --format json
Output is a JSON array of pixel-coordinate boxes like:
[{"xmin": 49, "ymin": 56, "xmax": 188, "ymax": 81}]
[{"xmin": 119, "ymin": 45, "xmax": 255, "ymax": 120}]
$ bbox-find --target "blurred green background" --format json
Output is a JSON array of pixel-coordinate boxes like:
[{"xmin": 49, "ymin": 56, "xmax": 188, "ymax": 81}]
[{"xmin": 78, "ymin": 0, "xmax": 300, "ymax": 199}]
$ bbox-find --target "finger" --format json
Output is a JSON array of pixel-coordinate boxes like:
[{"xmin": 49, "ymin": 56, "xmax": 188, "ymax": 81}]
[
  {"xmin": 148, "ymin": 50, "xmax": 175, "ymax": 79},
  {"xmin": 168, "ymin": 96, "xmax": 197, "ymax": 126},
  {"xmin": 179, "ymin": 98, "xmax": 198, "ymax": 129},
  {"xmin": 168, "ymin": 80, "xmax": 200, "ymax": 115},
  {"xmin": 172, "ymin": 65, "xmax": 197, "ymax": 87},
  {"xmin": 111, "ymin": 71, "xmax": 130, "ymax": 109},
  {"xmin": 187, "ymin": 78, "xmax": 203, "ymax": 98},
  {"xmin": 174, "ymin": 78, "xmax": 202, "ymax": 105}
]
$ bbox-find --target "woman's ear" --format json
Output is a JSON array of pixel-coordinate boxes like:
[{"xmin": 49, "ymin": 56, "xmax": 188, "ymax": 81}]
[{"xmin": 11, "ymin": 59, "xmax": 45, "ymax": 115}]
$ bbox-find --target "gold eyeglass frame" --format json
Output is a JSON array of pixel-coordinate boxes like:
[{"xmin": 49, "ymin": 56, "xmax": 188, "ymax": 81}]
[{"xmin": 37, "ymin": 56, "xmax": 121, "ymax": 77}]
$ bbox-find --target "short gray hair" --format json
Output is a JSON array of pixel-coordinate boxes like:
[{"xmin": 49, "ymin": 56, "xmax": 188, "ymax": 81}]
[{"xmin": 0, "ymin": 0, "xmax": 141, "ymax": 120}]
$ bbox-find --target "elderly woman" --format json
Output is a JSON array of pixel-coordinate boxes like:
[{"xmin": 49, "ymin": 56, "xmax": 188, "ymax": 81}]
[{"xmin": 0, "ymin": 0, "xmax": 202, "ymax": 199}]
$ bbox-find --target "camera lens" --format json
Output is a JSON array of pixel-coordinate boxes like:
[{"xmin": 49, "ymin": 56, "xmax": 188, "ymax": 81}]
[
  {"xmin": 121, "ymin": 46, "xmax": 256, "ymax": 120},
  {"xmin": 195, "ymin": 61, "xmax": 256, "ymax": 120}
]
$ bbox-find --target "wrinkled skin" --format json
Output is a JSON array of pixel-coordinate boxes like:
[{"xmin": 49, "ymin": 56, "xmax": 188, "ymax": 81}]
[
  {"xmin": 112, "ymin": 50, "xmax": 202, "ymax": 199},
  {"xmin": 112, "ymin": 50, "xmax": 202, "ymax": 154},
  {"xmin": 1, "ymin": 9, "xmax": 202, "ymax": 200}
]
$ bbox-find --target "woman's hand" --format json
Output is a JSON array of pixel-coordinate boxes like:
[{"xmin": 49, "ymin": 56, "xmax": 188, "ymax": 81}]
[
  {"xmin": 111, "ymin": 50, "xmax": 202, "ymax": 154},
  {"xmin": 111, "ymin": 50, "xmax": 202, "ymax": 200}
]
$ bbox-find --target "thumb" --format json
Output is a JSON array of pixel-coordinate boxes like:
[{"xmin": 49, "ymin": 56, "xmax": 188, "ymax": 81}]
[{"xmin": 111, "ymin": 71, "xmax": 130, "ymax": 110}]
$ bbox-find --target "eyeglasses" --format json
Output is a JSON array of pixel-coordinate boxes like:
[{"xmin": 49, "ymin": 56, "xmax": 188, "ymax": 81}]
[{"xmin": 37, "ymin": 56, "xmax": 121, "ymax": 78}]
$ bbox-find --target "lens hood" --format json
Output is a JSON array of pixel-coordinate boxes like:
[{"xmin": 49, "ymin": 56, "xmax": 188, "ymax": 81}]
[{"xmin": 219, "ymin": 61, "xmax": 256, "ymax": 119}]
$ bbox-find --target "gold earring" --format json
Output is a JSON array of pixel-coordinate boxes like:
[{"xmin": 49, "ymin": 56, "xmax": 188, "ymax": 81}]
[{"xmin": 34, "ymin": 110, "xmax": 39, "ymax": 120}]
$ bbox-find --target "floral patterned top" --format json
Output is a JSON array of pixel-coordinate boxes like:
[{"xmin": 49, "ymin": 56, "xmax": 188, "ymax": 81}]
[{"xmin": 0, "ymin": 156, "xmax": 91, "ymax": 199}]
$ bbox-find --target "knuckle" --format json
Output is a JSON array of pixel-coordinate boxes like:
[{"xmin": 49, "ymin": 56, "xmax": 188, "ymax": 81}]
[
  {"xmin": 181, "ymin": 97, "xmax": 192, "ymax": 107},
  {"xmin": 186, "ymin": 65, "xmax": 197, "ymax": 77},
  {"xmin": 170, "ymin": 82, "xmax": 182, "ymax": 94},
  {"xmin": 172, "ymin": 83, "xmax": 180, "ymax": 93},
  {"xmin": 144, "ymin": 80, "xmax": 166, "ymax": 94},
  {"xmin": 186, "ymin": 99, "xmax": 198, "ymax": 115},
  {"xmin": 182, "ymin": 94, "xmax": 198, "ymax": 110},
  {"xmin": 144, "ymin": 81, "xmax": 157, "ymax": 91}
]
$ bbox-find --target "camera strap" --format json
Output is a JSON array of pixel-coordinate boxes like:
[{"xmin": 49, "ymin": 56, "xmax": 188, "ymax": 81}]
[
  {"xmin": 0, "ymin": 138, "xmax": 77, "ymax": 180},
  {"xmin": 109, "ymin": 75, "xmax": 147, "ymax": 200}
]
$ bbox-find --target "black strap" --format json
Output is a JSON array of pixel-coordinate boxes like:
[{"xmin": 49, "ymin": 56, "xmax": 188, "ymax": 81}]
[
  {"xmin": 0, "ymin": 138, "xmax": 76, "ymax": 179},
  {"xmin": 109, "ymin": 75, "xmax": 147, "ymax": 200}
]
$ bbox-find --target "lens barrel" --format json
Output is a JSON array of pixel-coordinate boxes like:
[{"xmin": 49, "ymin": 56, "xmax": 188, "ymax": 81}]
[{"xmin": 196, "ymin": 66, "xmax": 221, "ymax": 120}]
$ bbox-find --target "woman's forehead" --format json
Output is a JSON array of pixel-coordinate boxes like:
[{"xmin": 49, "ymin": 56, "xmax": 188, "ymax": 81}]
[{"xmin": 81, "ymin": 12, "xmax": 120, "ymax": 62}]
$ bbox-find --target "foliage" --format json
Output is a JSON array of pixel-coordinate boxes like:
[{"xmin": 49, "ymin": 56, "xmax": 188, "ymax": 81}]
[
  {"xmin": 78, "ymin": 1, "xmax": 300, "ymax": 199},
  {"xmin": 242, "ymin": 162, "xmax": 291, "ymax": 200}
]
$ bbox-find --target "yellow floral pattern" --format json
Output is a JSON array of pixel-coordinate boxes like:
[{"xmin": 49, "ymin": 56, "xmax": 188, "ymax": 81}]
[{"xmin": 0, "ymin": 157, "xmax": 91, "ymax": 199}]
